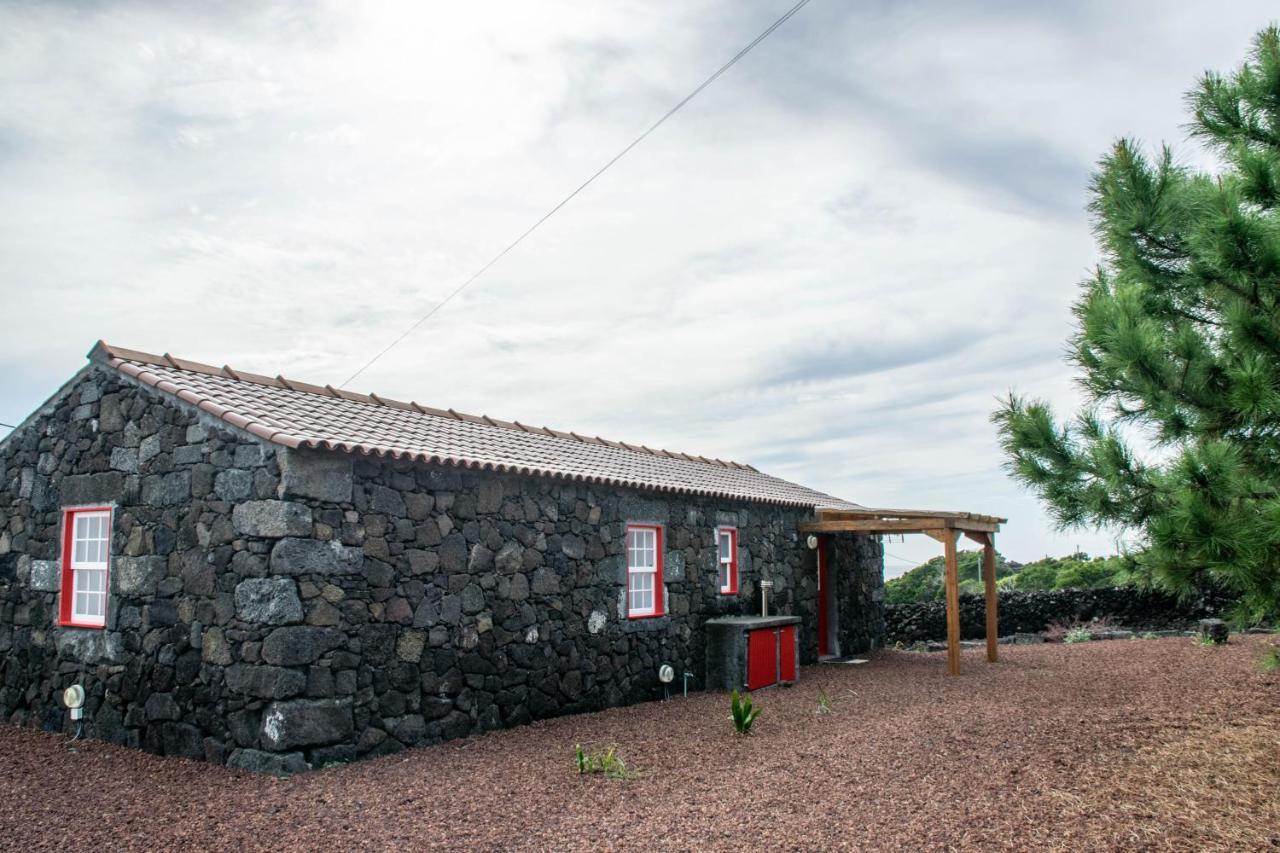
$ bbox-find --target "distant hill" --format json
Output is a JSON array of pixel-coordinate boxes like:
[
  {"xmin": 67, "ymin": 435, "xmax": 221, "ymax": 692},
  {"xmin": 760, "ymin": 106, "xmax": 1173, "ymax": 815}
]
[{"xmin": 884, "ymin": 551, "xmax": 1134, "ymax": 605}]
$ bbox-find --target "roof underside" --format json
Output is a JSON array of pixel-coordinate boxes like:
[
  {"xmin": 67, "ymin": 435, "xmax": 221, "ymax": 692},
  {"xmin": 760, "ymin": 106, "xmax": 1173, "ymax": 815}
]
[{"xmin": 92, "ymin": 343, "xmax": 862, "ymax": 510}]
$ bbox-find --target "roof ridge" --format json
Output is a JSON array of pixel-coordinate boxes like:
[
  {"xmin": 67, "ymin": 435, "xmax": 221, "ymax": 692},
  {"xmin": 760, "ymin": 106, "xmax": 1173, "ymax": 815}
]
[{"xmin": 89, "ymin": 341, "xmax": 757, "ymax": 471}]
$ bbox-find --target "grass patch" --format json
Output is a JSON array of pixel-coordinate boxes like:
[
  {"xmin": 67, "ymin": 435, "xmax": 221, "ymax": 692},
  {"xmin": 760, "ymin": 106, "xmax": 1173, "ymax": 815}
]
[
  {"xmin": 1063, "ymin": 627, "xmax": 1092, "ymax": 644},
  {"xmin": 573, "ymin": 744, "xmax": 638, "ymax": 779}
]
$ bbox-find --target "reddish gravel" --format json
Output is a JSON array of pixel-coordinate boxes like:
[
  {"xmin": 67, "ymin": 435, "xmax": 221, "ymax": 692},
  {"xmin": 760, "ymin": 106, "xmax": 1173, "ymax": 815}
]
[{"xmin": 1, "ymin": 637, "xmax": 1276, "ymax": 852}]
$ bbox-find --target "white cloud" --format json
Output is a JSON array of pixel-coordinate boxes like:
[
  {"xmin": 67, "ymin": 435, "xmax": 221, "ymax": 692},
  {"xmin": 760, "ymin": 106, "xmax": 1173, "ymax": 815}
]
[{"xmin": 0, "ymin": 0, "xmax": 1274, "ymax": 568}]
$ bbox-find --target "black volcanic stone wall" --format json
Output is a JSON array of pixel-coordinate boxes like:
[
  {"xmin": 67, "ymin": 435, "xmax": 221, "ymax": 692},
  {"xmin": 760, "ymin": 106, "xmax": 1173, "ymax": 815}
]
[
  {"xmin": 829, "ymin": 533, "xmax": 886, "ymax": 655},
  {"xmin": 885, "ymin": 587, "xmax": 1236, "ymax": 644},
  {"xmin": 0, "ymin": 364, "xmax": 885, "ymax": 772}
]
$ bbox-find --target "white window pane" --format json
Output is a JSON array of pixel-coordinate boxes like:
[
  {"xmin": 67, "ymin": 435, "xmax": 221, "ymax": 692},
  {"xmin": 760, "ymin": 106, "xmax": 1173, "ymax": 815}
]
[{"xmin": 74, "ymin": 540, "xmax": 86, "ymax": 562}]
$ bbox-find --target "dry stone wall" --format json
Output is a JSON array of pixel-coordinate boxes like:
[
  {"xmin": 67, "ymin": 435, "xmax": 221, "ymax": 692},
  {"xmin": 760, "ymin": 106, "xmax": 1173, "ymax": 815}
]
[
  {"xmin": 885, "ymin": 587, "xmax": 1236, "ymax": 644},
  {"xmin": 0, "ymin": 365, "xmax": 884, "ymax": 772}
]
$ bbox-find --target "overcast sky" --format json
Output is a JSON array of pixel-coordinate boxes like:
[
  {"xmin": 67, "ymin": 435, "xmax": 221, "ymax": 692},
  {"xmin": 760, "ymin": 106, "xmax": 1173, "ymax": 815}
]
[{"xmin": 1, "ymin": 1, "xmax": 1273, "ymax": 575}]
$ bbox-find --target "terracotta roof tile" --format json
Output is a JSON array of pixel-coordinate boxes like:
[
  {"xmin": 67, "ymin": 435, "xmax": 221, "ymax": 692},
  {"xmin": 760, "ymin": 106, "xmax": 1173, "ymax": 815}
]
[{"xmin": 90, "ymin": 342, "xmax": 860, "ymax": 510}]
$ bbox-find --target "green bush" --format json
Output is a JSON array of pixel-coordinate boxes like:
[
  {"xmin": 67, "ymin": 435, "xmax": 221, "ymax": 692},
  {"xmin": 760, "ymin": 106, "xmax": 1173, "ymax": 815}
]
[
  {"xmin": 730, "ymin": 689, "xmax": 762, "ymax": 735},
  {"xmin": 1063, "ymin": 627, "xmax": 1092, "ymax": 644}
]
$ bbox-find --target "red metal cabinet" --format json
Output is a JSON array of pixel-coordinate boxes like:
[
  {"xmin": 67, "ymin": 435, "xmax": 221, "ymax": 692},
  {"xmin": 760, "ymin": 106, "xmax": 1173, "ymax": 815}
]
[
  {"xmin": 779, "ymin": 625, "xmax": 797, "ymax": 682},
  {"xmin": 746, "ymin": 628, "xmax": 777, "ymax": 690},
  {"xmin": 746, "ymin": 625, "xmax": 800, "ymax": 690}
]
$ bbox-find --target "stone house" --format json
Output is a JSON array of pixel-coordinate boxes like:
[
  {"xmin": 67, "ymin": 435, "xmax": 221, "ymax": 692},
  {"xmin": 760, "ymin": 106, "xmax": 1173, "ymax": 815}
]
[{"xmin": 0, "ymin": 342, "xmax": 884, "ymax": 772}]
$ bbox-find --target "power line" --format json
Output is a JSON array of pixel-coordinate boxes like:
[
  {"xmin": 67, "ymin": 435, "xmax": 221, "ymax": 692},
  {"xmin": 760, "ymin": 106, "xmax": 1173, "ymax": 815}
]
[
  {"xmin": 0, "ymin": 421, "xmax": 15, "ymax": 429},
  {"xmin": 340, "ymin": 0, "xmax": 815, "ymax": 388}
]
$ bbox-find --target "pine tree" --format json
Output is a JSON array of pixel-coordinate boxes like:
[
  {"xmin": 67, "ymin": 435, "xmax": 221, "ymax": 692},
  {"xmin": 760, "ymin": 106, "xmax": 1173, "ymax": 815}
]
[{"xmin": 993, "ymin": 26, "xmax": 1280, "ymax": 623}]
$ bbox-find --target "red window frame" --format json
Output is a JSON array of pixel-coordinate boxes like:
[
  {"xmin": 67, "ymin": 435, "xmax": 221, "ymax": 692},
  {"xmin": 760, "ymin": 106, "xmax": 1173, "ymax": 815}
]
[
  {"xmin": 716, "ymin": 526, "xmax": 738, "ymax": 594},
  {"xmin": 59, "ymin": 505, "xmax": 114, "ymax": 629},
  {"xmin": 625, "ymin": 524, "xmax": 664, "ymax": 619}
]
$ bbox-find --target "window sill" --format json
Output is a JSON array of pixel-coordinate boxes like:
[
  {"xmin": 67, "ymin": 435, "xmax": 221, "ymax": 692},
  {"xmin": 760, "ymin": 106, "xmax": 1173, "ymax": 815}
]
[{"xmin": 59, "ymin": 620, "xmax": 106, "ymax": 630}]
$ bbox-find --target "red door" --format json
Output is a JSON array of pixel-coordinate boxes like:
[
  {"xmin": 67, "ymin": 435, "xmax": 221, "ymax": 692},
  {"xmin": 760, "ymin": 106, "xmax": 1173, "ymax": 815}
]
[
  {"xmin": 747, "ymin": 628, "xmax": 777, "ymax": 690},
  {"xmin": 779, "ymin": 625, "xmax": 797, "ymax": 682},
  {"xmin": 817, "ymin": 538, "xmax": 830, "ymax": 657}
]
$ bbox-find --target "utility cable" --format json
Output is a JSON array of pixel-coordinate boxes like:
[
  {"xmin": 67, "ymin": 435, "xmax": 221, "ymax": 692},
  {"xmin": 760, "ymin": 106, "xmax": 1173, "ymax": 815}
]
[{"xmin": 340, "ymin": 0, "xmax": 815, "ymax": 388}]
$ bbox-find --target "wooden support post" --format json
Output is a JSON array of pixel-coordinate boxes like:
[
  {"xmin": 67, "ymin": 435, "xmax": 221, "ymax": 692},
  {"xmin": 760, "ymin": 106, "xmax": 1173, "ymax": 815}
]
[
  {"xmin": 983, "ymin": 534, "xmax": 998, "ymax": 663},
  {"xmin": 943, "ymin": 531, "xmax": 961, "ymax": 676}
]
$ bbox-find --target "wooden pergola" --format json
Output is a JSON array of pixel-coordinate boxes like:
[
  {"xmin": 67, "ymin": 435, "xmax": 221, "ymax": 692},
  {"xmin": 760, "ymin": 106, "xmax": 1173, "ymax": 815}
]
[{"xmin": 799, "ymin": 507, "xmax": 1007, "ymax": 675}]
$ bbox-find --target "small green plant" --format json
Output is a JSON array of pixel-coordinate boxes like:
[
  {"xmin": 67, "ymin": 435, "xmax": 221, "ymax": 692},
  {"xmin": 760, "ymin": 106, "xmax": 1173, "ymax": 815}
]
[
  {"xmin": 816, "ymin": 688, "xmax": 833, "ymax": 715},
  {"xmin": 730, "ymin": 688, "xmax": 762, "ymax": 735},
  {"xmin": 573, "ymin": 743, "xmax": 637, "ymax": 779},
  {"xmin": 1063, "ymin": 627, "xmax": 1092, "ymax": 644},
  {"xmin": 1197, "ymin": 634, "xmax": 1221, "ymax": 647},
  {"xmin": 1140, "ymin": 632, "xmax": 1160, "ymax": 640},
  {"xmin": 1258, "ymin": 646, "xmax": 1280, "ymax": 673}
]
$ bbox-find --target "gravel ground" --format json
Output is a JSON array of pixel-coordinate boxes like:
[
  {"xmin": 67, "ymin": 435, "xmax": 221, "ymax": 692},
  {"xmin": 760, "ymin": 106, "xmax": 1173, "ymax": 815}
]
[{"xmin": 1, "ymin": 636, "xmax": 1275, "ymax": 852}]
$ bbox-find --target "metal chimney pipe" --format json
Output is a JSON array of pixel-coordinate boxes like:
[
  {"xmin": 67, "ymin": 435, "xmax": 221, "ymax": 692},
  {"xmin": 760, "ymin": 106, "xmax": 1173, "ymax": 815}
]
[{"xmin": 760, "ymin": 579, "xmax": 774, "ymax": 617}]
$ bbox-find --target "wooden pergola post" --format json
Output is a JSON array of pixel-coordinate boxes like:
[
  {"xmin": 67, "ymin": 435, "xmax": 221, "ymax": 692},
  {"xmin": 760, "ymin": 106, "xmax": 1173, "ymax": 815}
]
[
  {"xmin": 983, "ymin": 534, "xmax": 998, "ymax": 663},
  {"xmin": 942, "ymin": 530, "xmax": 962, "ymax": 676},
  {"xmin": 798, "ymin": 506, "xmax": 1007, "ymax": 676}
]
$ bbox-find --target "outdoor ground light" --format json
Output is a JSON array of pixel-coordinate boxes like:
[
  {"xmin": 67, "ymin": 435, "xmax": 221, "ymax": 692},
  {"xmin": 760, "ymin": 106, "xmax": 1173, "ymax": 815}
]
[{"xmin": 63, "ymin": 684, "xmax": 85, "ymax": 720}]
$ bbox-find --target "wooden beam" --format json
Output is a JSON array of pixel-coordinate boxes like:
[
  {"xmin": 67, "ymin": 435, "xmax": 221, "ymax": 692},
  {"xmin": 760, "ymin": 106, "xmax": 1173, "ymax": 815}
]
[
  {"xmin": 963, "ymin": 531, "xmax": 990, "ymax": 547},
  {"xmin": 798, "ymin": 518, "xmax": 999, "ymax": 535},
  {"xmin": 943, "ymin": 531, "xmax": 961, "ymax": 676},
  {"xmin": 817, "ymin": 508, "xmax": 1008, "ymax": 524},
  {"xmin": 799, "ymin": 519, "xmax": 948, "ymax": 534},
  {"xmin": 984, "ymin": 534, "xmax": 998, "ymax": 663}
]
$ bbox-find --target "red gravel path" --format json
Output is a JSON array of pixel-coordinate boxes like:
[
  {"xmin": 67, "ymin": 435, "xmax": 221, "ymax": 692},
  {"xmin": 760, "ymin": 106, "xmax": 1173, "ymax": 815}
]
[{"xmin": 1, "ymin": 637, "xmax": 1275, "ymax": 851}]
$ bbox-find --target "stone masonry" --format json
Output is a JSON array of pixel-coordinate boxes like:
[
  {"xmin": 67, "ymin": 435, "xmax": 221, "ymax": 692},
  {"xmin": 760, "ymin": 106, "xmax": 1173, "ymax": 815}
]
[{"xmin": 0, "ymin": 365, "xmax": 884, "ymax": 772}]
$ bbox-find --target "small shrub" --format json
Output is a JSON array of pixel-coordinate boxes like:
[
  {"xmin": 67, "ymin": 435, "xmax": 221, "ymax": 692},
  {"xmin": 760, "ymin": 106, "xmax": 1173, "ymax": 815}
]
[
  {"xmin": 816, "ymin": 689, "xmax": 833, "ymax": 715},
  {"xmin": 574, "ymin": 743, "xmax": 637, "ymax": 779},
  {"xmin": 730, "ymin": 689, "xmax": 762, "ymax": 735},
  {"xmin": 1141, "ymin": 632, "xmax": 1160, "ymax": 640},
  {"xmin": 1063, "ymin": 626, "xmax": 1092, "ymax": 644},
  {"xmin": 1258, "ymin": 646, "xmax": 1280, "ymax": 673}
]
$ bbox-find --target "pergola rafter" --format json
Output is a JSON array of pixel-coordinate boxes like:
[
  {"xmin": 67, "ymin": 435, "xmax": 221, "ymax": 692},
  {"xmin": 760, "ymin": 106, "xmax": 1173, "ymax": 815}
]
[{"xmin": 799, "ymin": 508, "xmax": 1007, "ymax": 675}]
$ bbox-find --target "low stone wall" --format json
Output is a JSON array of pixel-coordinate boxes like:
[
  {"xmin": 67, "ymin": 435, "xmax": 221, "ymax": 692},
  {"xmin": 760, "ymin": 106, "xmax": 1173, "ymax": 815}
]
[{"xmin": 885, "ymin": 587, "xmax": 1234, "ymax": 644}]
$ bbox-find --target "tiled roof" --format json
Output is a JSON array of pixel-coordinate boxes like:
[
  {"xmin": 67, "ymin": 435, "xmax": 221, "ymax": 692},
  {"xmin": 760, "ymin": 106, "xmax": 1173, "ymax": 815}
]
[{"xmin": 91, "ymin": 343, "xmax": 860, "ymax": 511}]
